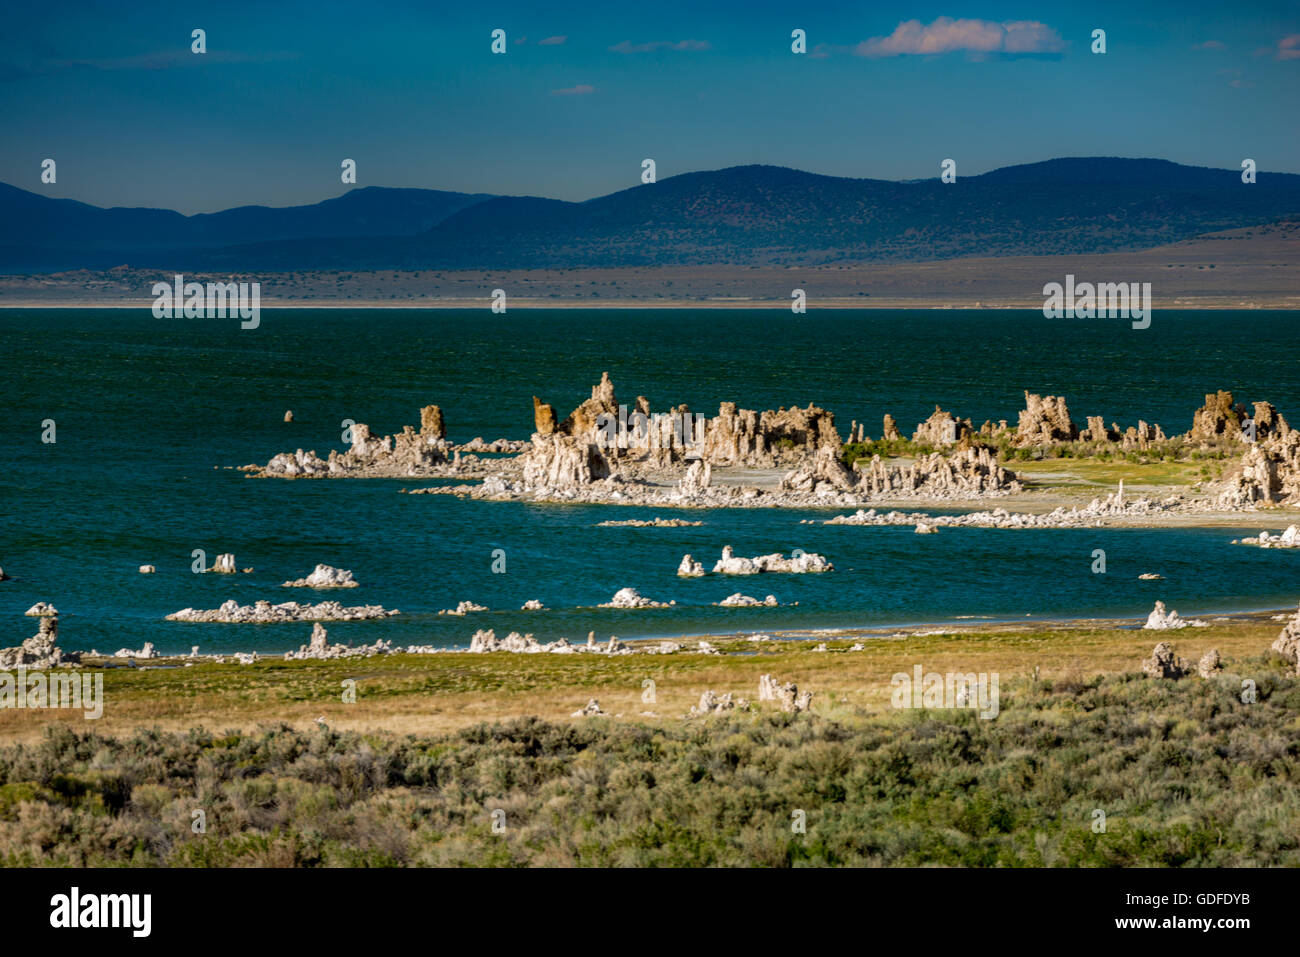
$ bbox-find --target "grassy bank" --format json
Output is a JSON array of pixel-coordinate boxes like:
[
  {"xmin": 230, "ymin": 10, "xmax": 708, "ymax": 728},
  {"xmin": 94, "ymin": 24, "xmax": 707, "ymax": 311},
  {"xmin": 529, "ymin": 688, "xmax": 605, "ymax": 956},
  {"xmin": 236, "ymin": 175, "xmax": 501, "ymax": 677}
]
[
  {"xmin": 0, "ymin": 615, "xmax": 1296, "ymax": 866},
  {"xmin": 2, "ymin": 655, "xmax": 1298, "ymax": 866},
  {"xmin": 0, "ymin": 616, "xmax": 1282, "ymax": 740}
]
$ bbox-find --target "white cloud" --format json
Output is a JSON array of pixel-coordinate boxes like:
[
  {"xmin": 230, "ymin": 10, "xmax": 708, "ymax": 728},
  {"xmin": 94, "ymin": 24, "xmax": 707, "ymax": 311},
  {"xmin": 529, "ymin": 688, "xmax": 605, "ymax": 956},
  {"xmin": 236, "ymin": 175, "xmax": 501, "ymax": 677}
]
[
  {"xmin": 854, "ymin": 17, "xmax": 1063, "ymax": 58},
  {"xmin": 609, "ymin": 39, "xmax": 710, "ymax": 54}
]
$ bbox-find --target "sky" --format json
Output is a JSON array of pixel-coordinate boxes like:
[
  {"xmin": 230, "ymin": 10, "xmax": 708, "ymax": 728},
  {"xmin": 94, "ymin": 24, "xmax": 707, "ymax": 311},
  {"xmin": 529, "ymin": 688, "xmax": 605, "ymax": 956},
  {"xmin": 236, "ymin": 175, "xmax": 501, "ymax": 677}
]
[{"xmin": 1, "ymin": 0, "xmax": 1297, "ymax": 213}]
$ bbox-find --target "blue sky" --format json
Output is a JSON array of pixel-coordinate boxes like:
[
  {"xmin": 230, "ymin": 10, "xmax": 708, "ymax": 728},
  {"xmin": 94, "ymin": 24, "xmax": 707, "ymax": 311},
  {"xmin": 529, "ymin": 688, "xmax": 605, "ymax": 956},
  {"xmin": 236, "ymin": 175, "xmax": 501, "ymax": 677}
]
[{"xmin": 1, "ymin": 0, "xmax": 1297, "ymax": 213}]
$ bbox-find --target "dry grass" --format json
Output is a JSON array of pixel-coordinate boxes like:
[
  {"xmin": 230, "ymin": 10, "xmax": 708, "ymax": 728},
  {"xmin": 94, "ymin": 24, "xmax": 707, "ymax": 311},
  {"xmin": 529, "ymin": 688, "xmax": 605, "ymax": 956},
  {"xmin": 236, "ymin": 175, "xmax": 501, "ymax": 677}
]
[{"xmin": 0, "ymin": 615, "xmax": 1280, "ymax": 742}]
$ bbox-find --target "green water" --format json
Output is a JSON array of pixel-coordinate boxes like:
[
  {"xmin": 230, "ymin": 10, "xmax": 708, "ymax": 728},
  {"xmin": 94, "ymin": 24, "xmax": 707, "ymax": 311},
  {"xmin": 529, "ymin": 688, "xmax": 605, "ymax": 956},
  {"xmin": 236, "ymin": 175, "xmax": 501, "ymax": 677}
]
[{"xmin": 2, "ymin": 308, "xmax": 1298, "ymax": 654}]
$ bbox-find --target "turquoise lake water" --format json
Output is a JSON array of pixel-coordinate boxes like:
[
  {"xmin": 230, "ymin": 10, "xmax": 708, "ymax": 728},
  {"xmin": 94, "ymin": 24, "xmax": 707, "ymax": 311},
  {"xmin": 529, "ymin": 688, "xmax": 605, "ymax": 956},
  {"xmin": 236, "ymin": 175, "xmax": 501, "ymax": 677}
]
[{"xmin": 2, "ymin": 308, "xmax": 1299, "ymax": 654}]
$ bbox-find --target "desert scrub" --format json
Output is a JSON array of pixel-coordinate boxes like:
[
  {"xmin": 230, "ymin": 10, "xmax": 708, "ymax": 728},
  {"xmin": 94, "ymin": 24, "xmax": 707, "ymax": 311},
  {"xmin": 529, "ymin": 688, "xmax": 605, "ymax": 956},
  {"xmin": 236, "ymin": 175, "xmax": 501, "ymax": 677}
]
[{"xmin": 1, "ymin": 664, "xmax": 1298, "ymax": 867}]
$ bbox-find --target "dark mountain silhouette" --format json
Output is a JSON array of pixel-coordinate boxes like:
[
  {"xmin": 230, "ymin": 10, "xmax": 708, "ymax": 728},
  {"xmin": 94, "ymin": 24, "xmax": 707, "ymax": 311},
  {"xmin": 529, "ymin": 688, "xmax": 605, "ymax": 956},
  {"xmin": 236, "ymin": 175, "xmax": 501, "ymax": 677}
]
[
  {"xmin": 3, "ymin": 158, "xmax": 1298, "ymax": 273},
  {"xmin": 0, "ymin": 185, "xmax": 493, "ymax": 272}
]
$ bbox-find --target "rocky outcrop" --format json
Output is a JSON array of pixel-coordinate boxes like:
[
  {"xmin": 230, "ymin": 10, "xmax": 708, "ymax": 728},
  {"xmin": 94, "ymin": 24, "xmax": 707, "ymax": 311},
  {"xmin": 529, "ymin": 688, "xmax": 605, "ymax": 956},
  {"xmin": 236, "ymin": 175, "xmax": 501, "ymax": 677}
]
[
  {"xmin": 689, "ymin": 690, "xmax": 750, "ymax": 716},
  {"xmin": 1141, "ymin": 641, "xmax": 1188, "ymax": 679},
  {"xmin": 703, "ymin": 401, "xmax": 841, "ymax": 467},
  {"xmin": 112, "ymin": 642, "xmax": 158, "ymax": 660},
  {"xmin": 520, "ymin": 433, "xmax": 615, "ymax": 490},
  {"xmin": 0, "ymin": 614, "xmax": 67, "ymax": 669},
  {"xmin": 139, "ymin": 564, "xmax": 156, "ymax": 574},
  {"xmin": 1197, "ymin": 649, "xmax": 1222, "ymax": 678},
  {"xmin": 257, "ymin": 404, "xmax": 452, "ymax": 477},
  {"xmin": 281, "ymin": 564, "xmax": 359, "ymax": 588},
  {"xmin": 1216, "ymin": 428, "xmax": 1300, "ymax": 506},
  {"xmin": 677, "ymin": 554, "xmax": 705, "ymax": 577},
  {"xmin": 24, "ymin": 602, "xmax": 57, "ymax": 617},
  {"xmin": 598, "ymin": 588, "xmax": 674, "ymax": 609},
  {"xmin": 712, "ymin": 546, "xmax": 832, "ymax": 574},
  {"xmin": 678, "ymin": 460, "xmax": 712, "ymax": 494},
  {"xmin": 600, "ymin": 517, "xmax": 702, "ymax": 527},
  {"xmin": 758, "ymin": 674, "xmax": 814, "ymax": 712},
  {"xmin": 716, "ymin": 593, "xmax": 779, "ymax": 607},
  {"xmin": 572, "ymin": 698, "xmax": 607, "ymax": 717},
  {"xmin": 562, "ymin": 371, "xmax": 620, "ymax": 438},
  {"xmin": 283, "ymin": 622, "xmax": 396, "ymax": 660},
  {"xmin": 533, "ymin": 396, "xmax": 558, "ymax": 435},
  {"xmin": 1190, "ymin": 390, "xmax": 1247, "ymax": 442},
  {"xmin": 439, "ymin": 601, "xmax": 488, "ymax": 616},
  {"xmin": 1233, "ymin": 525, "xmax": 1300, "ymax": 547},
  {"xmin": 1143, "ymin": 601, "xmax": 1205, "ymax": 630},
  {"xmin": 881, "ymin": 414, "xmax": 901, "ymax": 441},
  {"xmin": 853, "ymin": 445, "xmax": 1021, "ymax": 498},
  {"xmin": 419, "ymin": 405, "xmax": 446, "ymax": 441},
  {"xmin": 520, "ymin": 599, "xmax": 547, "ymax": 611},
  {"xmin": 779, "ymin": 445, "xmax": 856, "ymax": 494},
  {"xmin": 468, "ymin": 629, "xmax": 630, "ymax": 655},
  {"xmin": 211, "ymin": 553, "xmax": 237, "ymax": 574},
  {"xmin": 913, "ymin": 406, "xmax": 973, "ymax": 446},
  {"xmin": 166, "ymin": 600, "xmax": 398, "ymax": 622},
  {"xmin": 1270, "ymin": 605, "xmax": 1300, "ymax": 665},
  {"xmin": 1015, "ymin": 392, "xmax": 1077, "ymax": 445}
]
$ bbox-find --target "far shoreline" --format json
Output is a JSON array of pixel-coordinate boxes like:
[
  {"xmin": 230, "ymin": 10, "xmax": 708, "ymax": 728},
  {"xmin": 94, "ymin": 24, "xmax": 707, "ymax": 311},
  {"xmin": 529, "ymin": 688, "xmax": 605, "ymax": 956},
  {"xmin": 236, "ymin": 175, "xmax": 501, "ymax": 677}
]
[{"xmin": 1, "ymin": 298, "xmax": 1298, "ymax": 310}]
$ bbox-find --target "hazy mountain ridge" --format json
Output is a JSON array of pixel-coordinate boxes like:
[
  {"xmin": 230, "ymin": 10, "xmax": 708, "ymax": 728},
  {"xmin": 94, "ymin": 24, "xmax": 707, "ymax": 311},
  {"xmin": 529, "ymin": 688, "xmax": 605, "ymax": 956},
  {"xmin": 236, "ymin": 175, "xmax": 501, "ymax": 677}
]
[
  {"xmin": 0, "ymin": 185, "xmax": 493, "ymax": 272},
  {"xmin": 3, "ymin": 158, "xmax": 1298, "ymax": 273}
]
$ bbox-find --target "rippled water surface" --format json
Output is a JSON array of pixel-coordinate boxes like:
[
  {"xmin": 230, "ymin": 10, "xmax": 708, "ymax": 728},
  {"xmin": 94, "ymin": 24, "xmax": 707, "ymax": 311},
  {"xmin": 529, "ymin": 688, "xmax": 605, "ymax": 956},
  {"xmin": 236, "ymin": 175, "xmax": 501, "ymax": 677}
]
[{"xmin": 3, "ymin": 308, "xmax": 1299, "ymax": 654}]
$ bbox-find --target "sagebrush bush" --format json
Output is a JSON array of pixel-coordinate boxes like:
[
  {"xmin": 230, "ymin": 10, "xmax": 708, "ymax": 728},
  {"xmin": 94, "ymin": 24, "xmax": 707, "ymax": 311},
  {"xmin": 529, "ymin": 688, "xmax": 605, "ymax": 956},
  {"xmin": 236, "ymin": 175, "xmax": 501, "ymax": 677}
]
[{"xmin": 2, "ymin": 664, "xmax": 1298, "ymax": 866}]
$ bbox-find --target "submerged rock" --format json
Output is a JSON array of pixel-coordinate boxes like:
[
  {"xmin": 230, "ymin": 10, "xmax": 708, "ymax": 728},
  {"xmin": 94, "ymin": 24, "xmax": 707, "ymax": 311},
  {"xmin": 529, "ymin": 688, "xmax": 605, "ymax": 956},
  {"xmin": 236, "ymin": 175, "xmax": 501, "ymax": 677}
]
[
  {"xmin": 712, "ymin": 545, "xmax": 832, "ymax": 574},
  {"xmin": 716, "ymin": 593, "xmax": 779, "ymax": 607},
  {"xmin": 166, "ymin": 600, "xmax": 397, "ymax": 623},
  {"xmin": 599, "ymin": 517, "xmax": 702, "ymax": 527},
  {"xmin": 1233, "ymin": 525, "xmax": 1300, "ymax": 548},
  {"xmin": 677, "ymin": 554, "xmax": 705, "ymax": 577},
  {"xmin": 439, "ymin": 600, "xmax": 488, "ymax": 616},
  {"xmin": 599, "ymin": 587, "xmax": 674, "ymax": 609},
  {"xmin": 281, "ymin": 564, "xmax": 359, "ymax": 588}
]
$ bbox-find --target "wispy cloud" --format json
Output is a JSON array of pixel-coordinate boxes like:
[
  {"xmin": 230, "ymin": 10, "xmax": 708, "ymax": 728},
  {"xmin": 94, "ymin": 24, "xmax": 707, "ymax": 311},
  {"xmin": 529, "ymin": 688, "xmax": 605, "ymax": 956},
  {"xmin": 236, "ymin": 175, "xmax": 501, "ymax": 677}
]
[
  {"xmin": 539, "ymin": 36, "xmax": 567, "ymax": 46},
  {"xmin": 609, "ymin": 39, "xmax": 710, "ymax": 54},
  {"xmin": 1276, "ymin": 34, "xmax": 1300, "ymax": 59},
  {"xmin": 551, "ymin": 83, "xmax": 595, "ymax": 96},
  {"xmin": 854, "ymin": 17, "xmax": 1063, "ymax": 58},
  {"xmin": 40, "ymin": 49, "xmax": 297, "ymax": 72},
  {"xmin": 1192, "ymin": 40, "xmax": 1227, "ymax": 51}
]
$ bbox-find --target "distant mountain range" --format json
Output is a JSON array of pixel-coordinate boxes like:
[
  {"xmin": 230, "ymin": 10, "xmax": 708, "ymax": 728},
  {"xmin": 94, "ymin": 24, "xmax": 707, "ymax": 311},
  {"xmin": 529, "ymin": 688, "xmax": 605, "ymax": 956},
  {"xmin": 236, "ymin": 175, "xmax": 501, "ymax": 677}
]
[{"xmin": 3, "ymin": 158, "xmax": 1299, "ymax": 273}]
